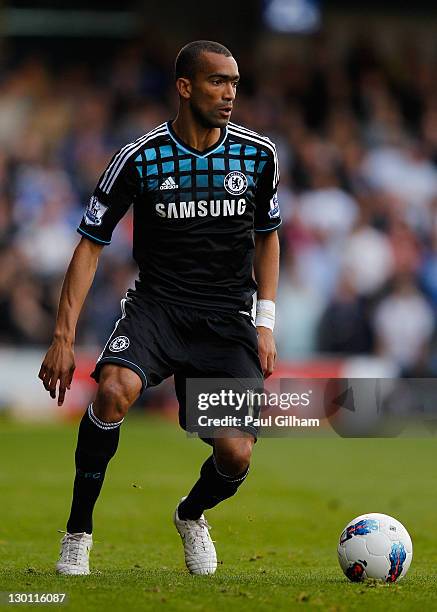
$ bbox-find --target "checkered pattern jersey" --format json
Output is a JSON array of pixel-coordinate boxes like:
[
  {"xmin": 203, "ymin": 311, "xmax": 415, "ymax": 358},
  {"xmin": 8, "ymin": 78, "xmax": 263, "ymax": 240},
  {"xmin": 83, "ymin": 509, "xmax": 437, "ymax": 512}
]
[{"xmin": 77, "ymin": 121, "xmax": 282, "ymax": 311}]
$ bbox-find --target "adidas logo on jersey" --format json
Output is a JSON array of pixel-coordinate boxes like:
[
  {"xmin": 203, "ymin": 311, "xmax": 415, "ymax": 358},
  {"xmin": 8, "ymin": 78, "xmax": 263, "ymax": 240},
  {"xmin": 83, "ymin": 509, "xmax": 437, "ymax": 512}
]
[{"xmin": 159, "ymin": 176, "xmax": 178, "ymax": 190}]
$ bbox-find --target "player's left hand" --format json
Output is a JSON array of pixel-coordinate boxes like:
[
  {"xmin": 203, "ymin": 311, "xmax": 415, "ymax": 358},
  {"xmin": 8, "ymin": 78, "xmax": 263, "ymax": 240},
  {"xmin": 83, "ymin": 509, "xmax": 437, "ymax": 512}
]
[{"xmin": 256, "ymin": 326, "xmax": 276, "ymax": 379}]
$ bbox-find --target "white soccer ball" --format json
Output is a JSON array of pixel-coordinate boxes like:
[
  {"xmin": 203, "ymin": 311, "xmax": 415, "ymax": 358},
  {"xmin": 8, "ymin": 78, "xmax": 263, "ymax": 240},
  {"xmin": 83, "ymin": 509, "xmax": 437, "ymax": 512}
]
[{"xmin": 337, "ymin": 513, "xmax": 413, "ymax": 582}]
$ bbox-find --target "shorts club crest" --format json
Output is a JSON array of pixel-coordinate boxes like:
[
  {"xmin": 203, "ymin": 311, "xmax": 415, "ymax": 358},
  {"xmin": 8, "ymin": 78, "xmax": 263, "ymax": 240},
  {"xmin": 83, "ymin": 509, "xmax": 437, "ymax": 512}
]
[{"xmin": 109, "ymin": 336, "xmax": 130, "ymax": 352}]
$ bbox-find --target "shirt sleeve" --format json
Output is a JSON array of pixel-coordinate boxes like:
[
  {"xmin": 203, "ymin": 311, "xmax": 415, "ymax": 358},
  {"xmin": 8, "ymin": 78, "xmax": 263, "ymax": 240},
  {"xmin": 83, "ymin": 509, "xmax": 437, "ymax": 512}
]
[
  {"xmin": 254, "ymin": 145, "xmax": 282, "ymax": 233},
  {"xmin": 77, "ymin": 151, "xmax": 139, "ymax": 245}
]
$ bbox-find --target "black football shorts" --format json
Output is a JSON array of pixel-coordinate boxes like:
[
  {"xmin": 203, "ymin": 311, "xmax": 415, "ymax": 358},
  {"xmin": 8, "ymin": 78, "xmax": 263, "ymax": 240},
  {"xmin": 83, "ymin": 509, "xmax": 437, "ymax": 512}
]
[{"xmin": 91, "ymin": 290, "xmax": 263, "ymax": 440}]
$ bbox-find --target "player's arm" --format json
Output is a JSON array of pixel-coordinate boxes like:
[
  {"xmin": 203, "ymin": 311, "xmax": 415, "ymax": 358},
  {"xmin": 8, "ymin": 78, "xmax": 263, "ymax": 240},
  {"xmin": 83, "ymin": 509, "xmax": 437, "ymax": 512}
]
[
  {"xmin": 254, "ymin": 230, "xmax": 280, "ymax": 378},
  {"xmin": 253, "ymin": 145, "xmax": 282, "ymax": 379},
  {"xmin": 39, "ymin": 237, "xmax": 103, "ymax": 406},
  {"xmin": 39, "ymin": 150, "xmax": 138, "ymax": 405}
]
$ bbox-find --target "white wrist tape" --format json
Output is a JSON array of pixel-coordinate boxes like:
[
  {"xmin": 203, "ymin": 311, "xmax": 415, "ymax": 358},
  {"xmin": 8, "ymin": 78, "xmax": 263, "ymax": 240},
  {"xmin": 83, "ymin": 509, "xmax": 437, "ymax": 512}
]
[{"xmin": 255, "ymin": 299, "xmax": 275, "ymax": 331}]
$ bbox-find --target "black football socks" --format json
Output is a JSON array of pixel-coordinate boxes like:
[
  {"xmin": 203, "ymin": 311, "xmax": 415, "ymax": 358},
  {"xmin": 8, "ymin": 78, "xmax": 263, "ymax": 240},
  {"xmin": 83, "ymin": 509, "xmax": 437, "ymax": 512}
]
[
  {"xmin": 66, "ymin": 404, "xmax": 123, "ymax": 534},
  {"xmin": 177, "ymin": 454, "xmax": 249, "ymax": 521}
]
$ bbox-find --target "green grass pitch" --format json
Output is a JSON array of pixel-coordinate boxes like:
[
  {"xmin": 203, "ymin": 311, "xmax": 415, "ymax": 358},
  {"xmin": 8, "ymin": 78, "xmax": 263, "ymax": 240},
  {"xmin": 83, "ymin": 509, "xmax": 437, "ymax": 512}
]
[{"xmin": 1, "ymin": 416, "xmax": 436, "ymax": 611}]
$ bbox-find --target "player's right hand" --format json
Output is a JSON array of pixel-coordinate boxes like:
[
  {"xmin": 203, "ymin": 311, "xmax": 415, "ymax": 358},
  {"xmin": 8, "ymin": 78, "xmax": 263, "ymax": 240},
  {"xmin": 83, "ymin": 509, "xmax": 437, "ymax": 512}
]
[{"xmin": 38, "ymin": 340, "xmax": 76, "ymax": 406}]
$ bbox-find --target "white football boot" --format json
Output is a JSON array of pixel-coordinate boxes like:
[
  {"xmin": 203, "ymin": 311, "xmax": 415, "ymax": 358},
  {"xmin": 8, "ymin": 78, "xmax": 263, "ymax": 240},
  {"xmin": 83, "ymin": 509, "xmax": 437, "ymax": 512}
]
[
  {"xmin": 173, "ymin": 498, "xmax": 217, "ymax": 575},
  {"xmin": 56, "ymin": 532, "xmax": 93, "ymax": 575}
]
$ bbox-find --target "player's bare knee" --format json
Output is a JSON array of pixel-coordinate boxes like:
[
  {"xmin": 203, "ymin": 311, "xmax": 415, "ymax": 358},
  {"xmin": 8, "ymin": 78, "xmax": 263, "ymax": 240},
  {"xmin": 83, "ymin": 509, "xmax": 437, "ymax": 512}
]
[
  {"xmin": 94, "ymin": 378, "xmax": 135, "ymax": 422},
  {"xmin": 93, "ymin": 365, "xmax": 142, "ymax": 422},
  {"xmin": 94, "ymin": 382, "xmax": 130, "ymax": 421},
  {"xmin": 215, "ymin": 440, "xmax": 253, "ymax": 475}
]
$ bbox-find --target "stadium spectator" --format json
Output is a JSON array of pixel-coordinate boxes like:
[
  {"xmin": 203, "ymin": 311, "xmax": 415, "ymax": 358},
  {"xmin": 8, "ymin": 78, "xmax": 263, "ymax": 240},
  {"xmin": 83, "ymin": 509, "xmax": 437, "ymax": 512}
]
[{"xmin": 373, "ymin": 275, "xmax": 435, "ymax": 375}]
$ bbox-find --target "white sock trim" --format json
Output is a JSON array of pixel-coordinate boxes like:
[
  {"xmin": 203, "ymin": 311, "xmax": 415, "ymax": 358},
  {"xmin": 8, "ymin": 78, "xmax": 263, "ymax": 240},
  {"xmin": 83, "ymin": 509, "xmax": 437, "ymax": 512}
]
[{"xmin": 88, "ymin": 404, "xmax": 124, "ymax": 430}]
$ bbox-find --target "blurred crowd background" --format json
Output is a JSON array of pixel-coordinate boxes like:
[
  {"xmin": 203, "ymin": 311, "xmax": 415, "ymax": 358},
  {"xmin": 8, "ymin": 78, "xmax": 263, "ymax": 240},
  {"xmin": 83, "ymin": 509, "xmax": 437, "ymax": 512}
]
[{"xmin": 2, "ymin": 2, "xmax": 437, "ymax": 379}]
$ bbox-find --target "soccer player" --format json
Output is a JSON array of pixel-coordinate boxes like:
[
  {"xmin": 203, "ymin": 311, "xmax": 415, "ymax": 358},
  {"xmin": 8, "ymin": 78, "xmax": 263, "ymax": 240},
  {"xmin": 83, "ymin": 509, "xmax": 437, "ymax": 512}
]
[{"xmin": 39, "ymin": 40, "xmax": 281, "ymax": 576}]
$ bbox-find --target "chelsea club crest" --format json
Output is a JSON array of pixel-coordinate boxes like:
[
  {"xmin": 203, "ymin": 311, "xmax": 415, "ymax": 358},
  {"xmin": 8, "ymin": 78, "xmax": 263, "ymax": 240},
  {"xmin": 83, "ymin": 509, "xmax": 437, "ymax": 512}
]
[{"xmin": 224, "ymin": 171, "xmax": 248, "ymax": 195}]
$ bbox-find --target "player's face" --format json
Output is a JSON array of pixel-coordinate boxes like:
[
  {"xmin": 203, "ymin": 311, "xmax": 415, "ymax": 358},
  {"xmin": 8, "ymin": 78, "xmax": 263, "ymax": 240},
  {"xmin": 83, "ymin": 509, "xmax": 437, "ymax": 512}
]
[{"xmin": 189, "ymin": 52, "xmax": 240, "ymax": 128}]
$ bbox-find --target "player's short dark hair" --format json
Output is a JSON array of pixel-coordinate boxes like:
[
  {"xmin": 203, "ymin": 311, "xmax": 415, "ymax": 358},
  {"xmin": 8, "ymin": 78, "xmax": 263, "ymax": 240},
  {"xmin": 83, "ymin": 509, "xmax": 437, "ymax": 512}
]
[{"xmin": 175, "ymin": 40, "xmax": 233, "ymax": 80}]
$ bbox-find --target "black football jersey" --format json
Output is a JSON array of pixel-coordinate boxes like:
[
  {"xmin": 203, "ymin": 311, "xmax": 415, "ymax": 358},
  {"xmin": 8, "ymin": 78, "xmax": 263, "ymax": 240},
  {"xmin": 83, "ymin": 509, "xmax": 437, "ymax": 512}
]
[{"xmin": 77, "ymin": 121, "xmax": 281, "ymax": 312}]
